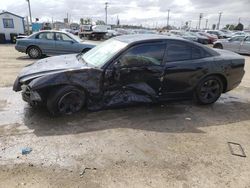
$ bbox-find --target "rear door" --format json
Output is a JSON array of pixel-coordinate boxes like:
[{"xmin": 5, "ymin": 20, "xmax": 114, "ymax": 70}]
[
  {"xmin": 239, "ymin": 36, "xmax": 250, "ymax": 54},
  {"xmin": 161, "ymin": 40, "xmax": 212, "ymax": 99},
  {"xmin": 35, "ymin": 32, "xmax": 56, "ymax": 54}
]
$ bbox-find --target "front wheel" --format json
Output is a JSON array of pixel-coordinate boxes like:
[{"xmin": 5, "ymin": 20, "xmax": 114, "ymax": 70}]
[
  {"xmin": 47, "ymin": 86, "xmax": 86, "ymax": 115},
  {"xmin": 213, "ymin": 43, "xmax": 223, "ymax": 49},
  {"xmin": 194, "ymin": 76, "xmax": 223, "ymax": 105}
]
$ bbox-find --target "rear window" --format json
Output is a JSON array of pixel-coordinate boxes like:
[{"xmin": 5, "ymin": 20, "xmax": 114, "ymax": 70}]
[
  {"xmin": 166, "ymin": 41, "xmax": 210, "ymax": 62},
  {"xmin": 166, "ymin": 42, "xmax": 191, "ymax": 62},
  {"xmin": 36, "ymin": 32, "xmax": 54, "ymax": 40},
  {"xmin": 192, "ymin": 46, "xmax": 211, "ymax": 59}
]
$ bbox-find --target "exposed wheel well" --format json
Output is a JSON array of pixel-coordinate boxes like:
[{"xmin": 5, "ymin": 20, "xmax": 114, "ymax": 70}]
[{"xmin": 41, "ymin": 84, "xmax": 88, "ymax": 101}]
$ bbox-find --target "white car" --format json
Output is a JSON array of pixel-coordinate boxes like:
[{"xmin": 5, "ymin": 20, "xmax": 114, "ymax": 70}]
[{"xmin": 213, "ymin": 35, "xmax": 250, "ymax": 55}]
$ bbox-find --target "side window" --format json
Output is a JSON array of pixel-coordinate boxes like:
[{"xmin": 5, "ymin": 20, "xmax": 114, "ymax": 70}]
[
  {"xmin": 166, "ymin": 42, "xmax": 191, "ymax": 62},
  {"xmin": 192, "ymin": 47, "xmax": 203, "ymax": 59},
  {"xmin": 230, "ymin": 36, "xmax": 244, "ymax": 42},
  {"xmin": 120, "ymin": 43, "xmax": 166, "ymax": 67},
  {"xmin": 37, "ymin": 32, "xmax": 54, "ymax": 40},
  {"xmin": 55, "ymin": 33, "xmax": 73, "ymax": 41}
]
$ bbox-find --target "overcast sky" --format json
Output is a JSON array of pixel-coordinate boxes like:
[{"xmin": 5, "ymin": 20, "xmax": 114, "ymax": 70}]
[{"xmin": 1, "ymin": 0, "xmax": 250, "ymax": 28}]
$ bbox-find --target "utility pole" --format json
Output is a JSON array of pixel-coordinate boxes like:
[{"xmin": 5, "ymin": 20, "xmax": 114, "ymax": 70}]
[
  {"xmin": 26, "ymin": 0, "xmax": 32, "ymax": 34},
  {"xmin": 26, "ymin": 16, "xmax": 30, "ymax": 35},
  {"xmin": 105, "ymin": 2, "xmax": 108, "ymax": 25},
  {"xmin": 217, "ymin": 12, "xmax": 222, "ymax": 30},
  {"xmin": 238, "ymin": 17, "xmax": 241, "ymax": 23},
  {"xmin": 198, "ymin": 13, "xmax": 203, "ymax": 30},
  {"xmin": 52, "ymin": 17, "xmax": 54, "ymax": 29},
  {"xmin": 205, "ymin": 19, "xmax": 208, "ymax": 29},
  {"xmin": 167, "ymin": 9, "xmax": 170, "ymax": 27}
]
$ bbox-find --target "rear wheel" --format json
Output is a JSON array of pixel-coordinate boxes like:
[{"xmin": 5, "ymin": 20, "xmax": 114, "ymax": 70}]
[
  {"xmin": 195, "ymin": 76, "xmax": 223, "ymax": 105},
  {"xmin": 27, "ymin": 46, "xmax": 42, "ymax": 59},
  {"xmin": 47, "ymin": 86, "xmax": 86, "ymax": 115},
  {"xmin": 213, "ymin": 43, "xmax": 223, "ymax": 49}
]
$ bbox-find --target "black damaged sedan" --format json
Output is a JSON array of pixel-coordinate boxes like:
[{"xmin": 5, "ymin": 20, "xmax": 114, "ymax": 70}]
[{"xmin": 13, "ymin": 35, "xmax": 245, "ymax": 115}]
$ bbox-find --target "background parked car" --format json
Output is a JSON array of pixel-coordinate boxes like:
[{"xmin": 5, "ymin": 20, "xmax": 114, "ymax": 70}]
[
  {"xmin": 188, "ymin": 32, "xmax": 210, "ymax": 44},
  {"xmin": 232, "ymin": 31, "xmax": 246, "ymax": 37},
  {"xmin": 198, "ymin": 32, "xmax": 218, "ymax": 44},
  {"xmin": 205, "ymin": 30, "xmax": 228, "ymax": 39},
  {"xmin": 15, "ymin": 30, "xmax": 95, "ymax": 59},
  {"xmin": 213, "ymin": 35, "xmax": 250, "ymax": 55},
  {"xmin": 180, "ymin": 32, "xmax": 198, "ymax": 42}
]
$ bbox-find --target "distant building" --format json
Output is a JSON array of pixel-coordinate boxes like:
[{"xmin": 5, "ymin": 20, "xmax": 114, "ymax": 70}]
[
  {"xmin": 70, "ymin": 23, "xmax": 79, "ymax": 30},
  {"xmin": 53, "ymin": 21, "xmax": 66, "ymax": 30},
  {"xmin": 0, "ymin": 11, "xmax": 25, "ymax": 41}
]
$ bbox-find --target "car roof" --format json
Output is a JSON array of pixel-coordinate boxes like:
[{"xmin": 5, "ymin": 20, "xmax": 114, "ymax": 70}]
[
  {"xmin": 114, "ymin": 34, "xmax": 185, "ymax": 44},
  {"xmin": 37, "ymin": 30, "xmax": 70, "ymax": 34}
]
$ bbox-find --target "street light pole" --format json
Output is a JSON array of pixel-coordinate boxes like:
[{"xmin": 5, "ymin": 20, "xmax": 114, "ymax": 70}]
[
  {"xmin": 26, "ymin": 0, "xmax": 32, "ymax": 34},
  {"xmin": 217, "ymin": 12, "xmax": 222, "ymax": 30},
  {"xmin": 198, "ymin": 13, "xmax": 203, "ymax": 30},
  {"xmin": 205, "ymin": 19, "xmax": 208, "ymax": 29},
  {"xmin": 167, "ymin": 9, "xmax": 170, "ymax": 27}
]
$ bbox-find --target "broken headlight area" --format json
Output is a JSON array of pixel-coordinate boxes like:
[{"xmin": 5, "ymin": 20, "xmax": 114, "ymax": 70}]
[{"xmin": 21, "ymin": 85, "xmax": 42, "ymax": 105}]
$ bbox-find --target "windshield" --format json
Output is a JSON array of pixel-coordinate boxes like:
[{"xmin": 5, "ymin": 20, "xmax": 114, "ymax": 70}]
[
  {"xmin": 67, "ymin": 33, "xmax": 82, "ymax": 43},
  {"xmin": 82, "ymin": 39, "xmax": 127, "ymax": 68}
]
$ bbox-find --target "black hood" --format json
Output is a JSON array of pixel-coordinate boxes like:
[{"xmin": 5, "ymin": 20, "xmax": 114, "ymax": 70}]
[{"xmin": 18, "ymin": 54, "xmax": 91, "ymax": 82}]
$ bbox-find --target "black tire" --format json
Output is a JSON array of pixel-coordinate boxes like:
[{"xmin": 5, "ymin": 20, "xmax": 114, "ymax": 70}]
[
  {"xmin": 47, "ymin": 86, "xmax": 86, "ymax": 115},
  {"xmin": 87, "ymin": 35, "xmax": 92, "ymax": 40},
  {"xmin": 213, "ymin": 43, "xmax": 223, "ymax": 49},
  {"xmin": 194, "ymin": 76, "xmax": 223, "ymax": 105},
  {"xmin": 203, "ymin": 40, "xmax": 208, "ymax": 45},
  {"xmin": 27, "ymin": 46, "xmax": 42, "ymax": 59}
]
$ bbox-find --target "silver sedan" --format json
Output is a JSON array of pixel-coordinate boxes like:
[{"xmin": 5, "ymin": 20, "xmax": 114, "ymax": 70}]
[
  {"xmin": 15, "ymin": 30, "xmax": 95, "ymax": 59},
  {"xmin": 213, "ymin": 35, "xmax": 250, "ymax": 55}
]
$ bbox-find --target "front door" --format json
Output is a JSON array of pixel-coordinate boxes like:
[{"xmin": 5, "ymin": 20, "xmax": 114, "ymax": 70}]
[
  {"xmin": 103, "ymin": 42, "xmax": 166, "ymax": 106},
  {"xmin": 55, "ymin": 32, "xmax": 77, "ymax": 54}
]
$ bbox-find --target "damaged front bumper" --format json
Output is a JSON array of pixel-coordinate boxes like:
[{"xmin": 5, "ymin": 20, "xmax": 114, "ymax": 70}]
[{"xmin": 21, "ymin": 85, "xmax": 42, "ymax": 105}]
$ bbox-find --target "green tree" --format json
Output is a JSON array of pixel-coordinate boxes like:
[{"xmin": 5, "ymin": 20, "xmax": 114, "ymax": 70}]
[
  {"xmin": 80, "ymin": 18, "xmax": 92, "ymax": 25},
  {"xmin": 96, "ymin": 20, "xmax": 105, "ymax": 25},
  {"xmin": 212, "ymin": 24, "xmax": 216, "ymax": 30},
  {"xmin": 234, "ymin": 23, "xmax": 244, "ymax": 31}
]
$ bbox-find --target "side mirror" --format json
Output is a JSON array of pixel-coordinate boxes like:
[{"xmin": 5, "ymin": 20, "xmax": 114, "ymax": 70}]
[{"xmin": 112, "ymin": 61, "xmax": 121, "ymax": 81}]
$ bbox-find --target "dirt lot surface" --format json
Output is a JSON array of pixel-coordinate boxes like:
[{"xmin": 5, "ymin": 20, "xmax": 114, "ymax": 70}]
[{"xmin": 0, "ymin": 44, "xmax": 250, "ymax": 188}]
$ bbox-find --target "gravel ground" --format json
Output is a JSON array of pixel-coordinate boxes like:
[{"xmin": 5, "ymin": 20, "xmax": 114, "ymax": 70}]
[{"xmin": 0, "ymin": 44, "xmax": 250, "ymax": 188}]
